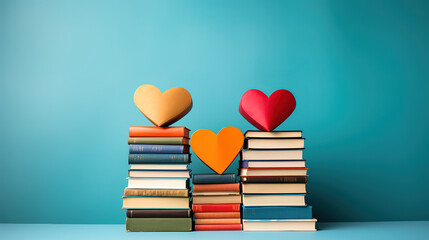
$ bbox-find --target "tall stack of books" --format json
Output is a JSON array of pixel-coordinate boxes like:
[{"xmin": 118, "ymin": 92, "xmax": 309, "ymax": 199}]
[
  {"xmin": 240, "ymin": 130, "xmax": 317, "ymax": 231},
  {"xmin": 192, "ymin": 174, "xmax": 242, "ymax": 231},
  {"xmin": 123, "ymin": 126, "xmax": 192, "ymax": 232}
]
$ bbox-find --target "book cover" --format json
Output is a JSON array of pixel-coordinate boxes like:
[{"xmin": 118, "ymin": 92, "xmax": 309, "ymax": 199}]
[
  {"xmin": 124, "ymin": 188, "xmax": 189, "ymax": 197},
  {"xmin": 193, "ymin": 173, "xmax": 236, "ymax": 184},
  {"xmin": 126, "ymin": 218, "xmax": 192, "ymax": 232},
  {"xmin": 128, "ymin": 154, "xmax": 190, "ymax": 164},
  {"xmin": 192, "ymin": 204, "xmax": 241, "ymax": 212},
  {"xmin": 127, "ymin": 209, "xmax": 191, "ymax": 218},
  {"xmin": 194, "ymin": 212, "xmax": 241, "ymax": 219},
  {"xmin": 242, "ymin": 206, "xmax": 313, "ymax": 219},
  {"xmin": 195, "ymin": 224, "xmax": 242, "ymax": 231},
  {"xmin": 128, "ymin": 137, "xmax": 189, "ymax": 145},
  {"xmin": 129, "ymin": 144, "xmax": 189, "ymax": 154},
  {"xmin": 194, "ymin": 218, "xmax": 241, "ymax": 225},
  {"xmin": 193, "ymin": 183, "xmax": 240, "ymax": 192},
  {"xmin": 129, "ymin": 126, "xmax": 190, "ymax": 138}
]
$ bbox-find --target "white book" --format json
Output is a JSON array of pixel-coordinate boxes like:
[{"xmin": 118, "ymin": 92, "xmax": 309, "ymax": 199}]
[
  {"xmin": 129, "ymin": 164, "xmax": 188, "ymax": 170},
  {"xmin": 128, "ymin": 170, "xmax": 190, "ymax": 178},
  {"xmin": 245, "ymin": 131, "xmax": 302, "ymax": 138},
  {"xmin": 127, "ymin": 177, "xmax": 189, "ymax": 189},
  {"xmin": 243, "ymin": 219, "xmax": 317, "ymax": 231},
  {"xmin": 242, "ymin": 194, "xmax": 306, "ymax": 206},
  {"xmin": 243, "ymin": 160, "xmax": 305, "ymax": 168},
  {"xmin": 246, "ymin": 138, "xmax": 304, "ymax": 149},
  {"xmin": 239, "ymin": 168, "xmax": 308, "ymax": 176},
  {"xmin": 242, "ymin": 183, "xmax": 306, "ymax": 194},
  {"xmin": 242, "ymin": 150, "xmax": 303, "ymax": 160}
]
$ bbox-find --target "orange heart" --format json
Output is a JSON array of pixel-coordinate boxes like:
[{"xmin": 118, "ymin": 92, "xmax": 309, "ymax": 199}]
[
  {"xmin": 191, "ymin": 127, "xmax": 244, "ymax": 174},
  {"xmin": 134, "ymin": 85, "xmax": 193, "ymax": 127}
]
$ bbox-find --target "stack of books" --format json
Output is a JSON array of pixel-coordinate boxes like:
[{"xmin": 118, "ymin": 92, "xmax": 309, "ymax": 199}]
[
  {"xmin": 240, "ymin": 130, "xmax": 317, "ymax": 231},
  {"xmin": 123, "ymin": 126, "xmax": 192, "ymax": 232},
  {"xmin": 192, "ymin": 174, "xmax": 242, "ymax": 231}
]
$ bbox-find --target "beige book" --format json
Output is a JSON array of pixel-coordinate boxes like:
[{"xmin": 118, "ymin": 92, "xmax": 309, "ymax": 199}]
[
  {"xmin": 193, "ymin": 195, "xmax": 242, "ymax": 204},
  {"xmin": 122, "ymin": 196, "xmax": 190, "ymax": 209},
  {"xmin": 242, "ymin": 183, "xmax": 306, "ymax": 194},
  {"xmin": 243, "ymin": 219, "xmax": 317, "ymax": 231},
  {"xmin": 242, "ymin": 194, "xmax": 305, "ymax": 206}
]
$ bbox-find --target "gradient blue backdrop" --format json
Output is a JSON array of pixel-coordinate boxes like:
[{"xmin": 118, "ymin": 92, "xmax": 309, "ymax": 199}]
[{"xmin": 0, "ymin": 0, "xmax": 428, "ymax": 224}]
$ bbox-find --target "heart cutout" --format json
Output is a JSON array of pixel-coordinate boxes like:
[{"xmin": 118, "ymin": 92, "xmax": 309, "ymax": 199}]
[
  {"xmin": 191, "ymin": 127, "xmax": 244, "ymax": 175},
  {"xmin": 134, "ymin": 84, "xmax": 193, "ymax": 127},
  {"xmin": 239, "ymin": 89, "xmax": 296, "ymax": 131}
]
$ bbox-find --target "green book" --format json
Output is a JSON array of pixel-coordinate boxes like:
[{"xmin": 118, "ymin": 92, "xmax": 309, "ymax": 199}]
[{"xmin": 126, "ymin": 218, "xmax": 192, "ymax": 232}]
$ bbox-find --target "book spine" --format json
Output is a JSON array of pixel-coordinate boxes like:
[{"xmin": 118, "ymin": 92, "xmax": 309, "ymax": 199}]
[
  {"xmin": 124, "ymin": 188, "xmax": 189, "ymax": 197},
  {"xmin": 129, "ymin": 144, "xmax": 186, "ymax": 154},
  {"xmin": 129, "ymin": 127, "xmax": 188, "ymax": 137},
  {"xmin": 194, "ymin": 212, "xmax": 241, "ymax": 219},
  {"xmin": 241, "ymin": 161, "xmax": 249, "ymax": 168},
  {"xmin": 195, "ymin": 218, "xmax": 241, "ymax": 225},
  {"xmin": 126, "ymin": 218, "xmax": 192, "ymax": 232},
  {"xmin": 195, "ymin": 224, "xmax": 242, "ymax": 231},
  {"xmin": 128, "ymin": 137, "xmax": 187, "ymax": 145},
  {"xmin": 193, "ymin": 183, "xmax": 240, "ymax": 192},
  {"xmin": 193, "ymin": 174, "xmax": 236, "ymax": 184},
  {"xmin": 128, "ymin": 154, "xmax": 189, "ymax": 164},
  {"xmin": 192, "ymin": 204, "xmax": 241, "ymax": 212},
  {"xmin": 127, "ymin": 209, "xmax": 191, "ymax": 218},
  {"xmin": 242, "ymin": 206, "xmax": 313, "ymax": 219},
  {"xmin": 242, "ymin": 176, "xmax": 307, "ymax": 183}
]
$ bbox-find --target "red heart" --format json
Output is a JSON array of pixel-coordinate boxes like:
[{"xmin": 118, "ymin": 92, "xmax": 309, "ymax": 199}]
[{"xmin": 239, "ymin": 89, "xmax": 296, "ymax": 131}]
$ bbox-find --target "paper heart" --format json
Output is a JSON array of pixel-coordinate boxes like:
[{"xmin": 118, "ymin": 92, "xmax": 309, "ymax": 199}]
[
  {"xmin": 134, "ymin": 84, "xmax": 193, "ymax": 127},
  {"xmin": 239, "ymin": 89, "xmax": 296, "ymax": 131},
  {"xmin": 191, "ymin": 127, "xmax": 244, "ymax": 175}
]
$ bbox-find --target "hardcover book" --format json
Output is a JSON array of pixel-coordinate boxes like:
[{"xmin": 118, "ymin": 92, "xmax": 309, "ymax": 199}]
[
  {"xmin": 194, "ymin": 212, "xmax": 241, "ymax": 219},
  {"xmin": 241, "ymin": 183, "xmax": 306, "ymax": 194},
  {"xmin": 122, "ymin": 196, "xmax": 190, "ymax": 209},
  {"xmin": 192, "ymin": 174, "xmax": 236, "ymax": 184},
  {"xmin": 192, "ymin": 195, "xmax": 242, "ymax": 204},
  {"xmin": 241, "ymin": 160, "xmax": 306, "ymax": 168},
  {"xmin": 239, "ymin": 168, "xmax": 308, "ymax": 176},
  {"xmin": 192, "ymin": 204, "xmax": 241, "ymax": 212},
  {"xmin": 128, "ymin": 154, "xmax": 190, "ymax": 164},
  {"xmin": 193, "ymin": 183, "xmax": 240, "ymax": 192},
  {"xmin": 128, "ymin": 170, "xmax": 191, "ymax": 178},
  {"xmin": 241, "ymin": 176, "xmax": 307, "ymax": 183},
  {"xmin": 242, "ymin": 206, "xmax": 312, "ymax": 219},
  {"xmin": 194, "ymin": 224, "xmax": 242, "ymax": 231},
  {"xmin": 126, "ymin": 218, "xmax": 192, "ymax": 232},
  {"xmin": 129, "ymin": 164, "xmax": 189, "ymax": 170},
  {"xmin": 129, "ymin": 126, "xmax": 190, "ymax": 138},
  {"xmin": 244, "ymin": 138, "xmax": 305, "ymax": 149},
  {"xmin": 195, "ymin": 218, "xmax": 241, "ymax": 225},
  {"xmin": 124, "ymin": 188, "xmax": 189, "ymax": 197},
  {"xmin": 127, "ymin": 209, "xmax": 191, "ymax": 218},
  {"xmin": 241, "ymin": 149, "xmax": 303, "ymax": 160},
  {"xmin": 128, "ymin": 137, "xmax": 189, "ymax": 145},
  {"xmin": 242, "ymin": 194, "xmax": 306, "ymax": 206},
  {"xmin": 242, "ymin": 219, "xmax": 317, "ymax": 231},
  {"xmin": 244, "ymin": 130, "xmax": 302, "ymax": 138},
  {"xmin": 127, "ymin": 177, "xmax": 189, "ymax": 189},
  {"xmin": 129, "ymin": 144, "xmax": 190, "ymax": 154}
]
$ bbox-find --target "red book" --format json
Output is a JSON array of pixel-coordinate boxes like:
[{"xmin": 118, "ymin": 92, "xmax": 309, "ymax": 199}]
[
  {"xmin": 195, "ymin": 224, "xmax": 242, "ymax": 231},
  {"xmin": 129, "ymin": 126, "xmax": 190, "ymax": 137},
  {"xmin": 192, "ymin": 204, "xmax": 241, "ymax": 212},
  {"xmin": 193, "ymin": 183, "xmax": 240, "ymax": 192}
]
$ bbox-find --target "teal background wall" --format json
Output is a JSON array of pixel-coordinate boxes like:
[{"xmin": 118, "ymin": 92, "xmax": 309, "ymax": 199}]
[{"xmin": 1, "ymin": 0, "xmax": 428, "ymax": 224}]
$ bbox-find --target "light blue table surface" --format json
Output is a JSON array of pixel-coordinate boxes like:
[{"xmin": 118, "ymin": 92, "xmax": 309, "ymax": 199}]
[{"xmin": 1, "ymin": 221, "xmax": 428, "ymax": 240}]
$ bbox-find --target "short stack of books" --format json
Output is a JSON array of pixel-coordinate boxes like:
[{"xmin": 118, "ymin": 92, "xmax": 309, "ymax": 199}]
[
  {"xmin": 240, "ymin": 130, "xmax": 317, "ymax": 231},
  {"xmin": 123, "ymin": 126, "xmax": 192, "ymax": 232},
  {"xmin": 192, "ymin": 173, "xmax": 242, "ymax": 231}
]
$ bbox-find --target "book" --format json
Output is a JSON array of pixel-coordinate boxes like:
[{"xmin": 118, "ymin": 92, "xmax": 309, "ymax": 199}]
[
  {"xmin": 193, "ymin": 204, "xmax": 241, "ymax": 212},
  {"xmin": 192, "ymin": 195, "xmax": 242, "ymax": 204},
  {"xmin": 242, "ymin": 219, "xmax": 317, "ymax": 231},
  {"xmin": 122, "ymin": 196, "xmax": 190, "ymax": 209},
  {"xmin": 126, "ymin": 218, "xmax": 192, "ymax": 232},
  {"xmin": 195, "ymin": 218, "xmax": 241, "ymax": 225},
  {"xmin": 128, "ymin": 137, "xmax": 189, "ymax": 145},
  {"xmin": 194, "ymin": 212, "xmax": 241, "ymax": 219},
  {"xmin": 242, "ymin": 194, "xmax": 306, "ymax": 206},
  {"xmin": 127, "ymin": 177, "xmax": 189, "ymax": 189},
  {"xmin": 128, "ymin": 154, "xmax": 190, "ymax": 164},
  {"xmin": 241, "ymin": 183, "xmax": 306, "ymax": 194},
  {"xmin": 130, "ymin": 164, "xmax": 188, "ymax": 170},
  {"xmin": 245, "ymin": 130, "xmax": 302, "ymax": 138},
  {"xmin": 242, "ymin": 206, "xmax": 312, "ymax": 219},
  {"xmin": 245, "ymin": 138, "xmax": 305, "ymax": 149},
  {"xmin": 192, "ymin": 192, "xmax": 241, "ymax": 196},
  {"xmin": 193, "ymin": 183, "xmax": 240, "ymax": 192},
  {"xmin": 241, "ymin": 160, "xmax": 306, "ymax": 168},
  {"xmin": 129, "ymin": 144, "xmax": 190, "ymax": 154},
  {"xmin": 239, "ymin": 168, "xmax": 308, "ymax": 176},
  {"xmin": 129, "ymin": 126, "xmax": 190, "ymax": 138},
  {"xmin": 127, "ymin": 209, "xmax": 191, "ymax": 218},
  {"xmin": 128, "ymin": 170, "xmax": 191, "ymax": 178},
  {"xmin": 124, "ymin": 188, "xmax": 189, "ymax": 197},
  {"xmin": 241, "ymin": 176, "xmax": 307, "ymax": 183},
  {"xmin": 195, "ymin": 224, "xmax": 242, "ymax": 231},
  {"xmin": 193, "ymin": 174, "xmax": 236, "ymax": 184},
  {"xmin": 242, "ymin": 150, "xmax": 303, "ymax": 160}
]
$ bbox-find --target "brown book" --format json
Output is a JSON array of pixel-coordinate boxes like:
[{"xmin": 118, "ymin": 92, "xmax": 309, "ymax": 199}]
[
  {"xmin": 241, "ymin": 176, "xmax": 307, "ymax": 183},
  {"xmin": 127, "ymin": 209, "xmax": 191, "ymax": 218},
  {"xmin": 195, "ymin": 218, "xmax": 241, "ymax": 225},
  {"xmin": 192, "ymin": 195, "xmax": 242, "ymax": 204},
  {"xmin": 124, "ymin": 188, "xmax": 189, "ymax": 197},
  {"xmin": 193, "ymin": 183, "xmax": 240, "ymax": 192},
  {"xmin": 194, "ymin": 212, "xmax": 241, "ymax": 219}
]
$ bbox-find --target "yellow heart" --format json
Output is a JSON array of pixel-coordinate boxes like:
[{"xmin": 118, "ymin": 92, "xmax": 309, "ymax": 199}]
[
  {"xmin": 134, "ymin": 85, "xmax": 193, "ymax": 127},
  {"xmin": 191, "ymin": 127, "xmax": 244, "ymax": 174}
]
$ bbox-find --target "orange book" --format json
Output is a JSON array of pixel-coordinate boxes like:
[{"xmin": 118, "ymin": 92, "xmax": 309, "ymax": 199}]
[
  {"xmin": 194, "ymin": 212, "xmax": 241, "ymax": 219},
  {"xmin": 193, "ymin": 183, "xmax": 240, "ymax": 192},
  {"xmin": 195, "ymin": 218, "xmax": 241, "ymax": 225},
  {"xmin": 195, "ymin": 224, "xmax": 242, "ymax": 231},
  {"xmin": 129, "ymin": 126, "xmax": 190, "ymax": 137}
]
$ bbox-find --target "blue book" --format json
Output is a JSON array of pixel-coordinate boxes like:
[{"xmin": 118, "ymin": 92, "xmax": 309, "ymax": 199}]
[
  {"xmin": 128, "ymin": 154, "xmax": 190, "ymax": 164},
  {"xmin": 242, "ymin": 206, "xmax": 313, "ymax": 219},
  {"xmin": 129, "ymin": 144, "xmax": 189, "ymax": 154},
  {"xmin": 192, "ymin": 173, "xmax": 236, "ymax": 184}
]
